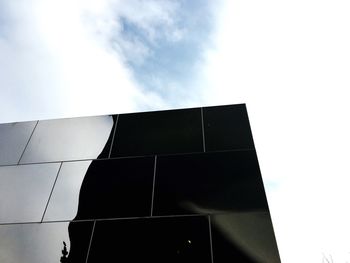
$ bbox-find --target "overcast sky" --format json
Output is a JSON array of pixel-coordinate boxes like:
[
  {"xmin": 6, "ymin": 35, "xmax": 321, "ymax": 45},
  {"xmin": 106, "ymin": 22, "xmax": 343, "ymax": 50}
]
[{"xmin": 1, "ymin": 0, "xmax": 350, "ymax": 262}]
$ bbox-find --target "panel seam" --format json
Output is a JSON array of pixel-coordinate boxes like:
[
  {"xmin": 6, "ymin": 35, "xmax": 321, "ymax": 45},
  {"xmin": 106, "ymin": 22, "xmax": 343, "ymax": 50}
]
[
  {"xmin": 0, "ymin": 148, "xmax": 255, "ymax": 168},
  {"xmin": 208, "ymin": 215, "xmax": 214, "ymax": 263},
  {"xmin": 41, "ymin": 162, "xmax": 63, "ymax": 223},
  {"xmin": 18, "ymin": 120, "xmax": 39, "ymax": 164},
  {"xmin": 200, "ymin": 108, "xmax": 206, "ymax": 152},
  {"xmin": 108, "ymin": 114, "xmax": 119, "ymax": 158},
  {"xmin": 85, "ymin": 220, "xmax": 96, "ymax": 263},
  {"xmin": 150, "ymin": 155, "xmax": 157, "ymax": 216}
]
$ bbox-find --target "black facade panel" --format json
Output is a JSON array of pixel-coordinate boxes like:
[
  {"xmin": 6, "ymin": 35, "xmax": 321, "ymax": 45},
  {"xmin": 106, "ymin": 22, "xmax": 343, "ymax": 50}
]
[
  {"xmin": 210, "ymin": 213, "xmax": 281, "ymax": 263},
  {"xmin": 87, "ymin": 216, "xmax": 211, "ymax": 263},
  {"xmin": 74, "ymin": 157, "xmax": 155, "ymax": 220},
  {"xmin": 65, "ymin": 221, "xmax": 95, "ymax": 263},
  {"xmin": 203, "ymin": 104, "xmax": 255, "ymax": 151},
  {"xmin": 153, "ymin": 150, "xmax": 269, "ymax": 216},
  {"xmin": 110, "ymin": 108, "xmax": 203, "ymax": 157}
]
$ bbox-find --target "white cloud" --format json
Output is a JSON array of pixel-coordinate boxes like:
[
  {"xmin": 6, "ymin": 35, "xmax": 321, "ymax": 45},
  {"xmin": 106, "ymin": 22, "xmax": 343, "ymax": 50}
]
[
  {"xmin": 0, "ymin": 0, "xmax": 183, "ymax": 123},
  {"xmin": 194, "ymin": 0, "xmax": 350, "ymax": 261},
  {"xmin": 113, "ymin": 0, "xmax": 181, "ymax": 42}
]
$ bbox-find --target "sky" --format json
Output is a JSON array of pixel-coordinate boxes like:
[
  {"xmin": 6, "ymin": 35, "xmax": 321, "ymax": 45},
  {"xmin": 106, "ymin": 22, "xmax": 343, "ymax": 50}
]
[{"xmin": 1, "ymin": 0, "xmax": 350, "ymax": 262}]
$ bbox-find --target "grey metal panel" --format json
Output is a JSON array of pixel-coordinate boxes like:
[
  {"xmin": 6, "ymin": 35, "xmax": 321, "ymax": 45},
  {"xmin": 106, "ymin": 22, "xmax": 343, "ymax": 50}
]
[
  {"xmin": 0, "ymin": 222, "xmax": 70, "ymax": 263},
  {"xmin": 20, "ymin": 115, "xmax": 113, "ymax": 164},
  {"xmin": 0, "ymin": 220, "xmax": 95, "ymax": 263},
  {"xmin": 0, "ymin": 121, "xmax": 37, "ymax": 165},
  {"xmin": 0, "ymin": 163, "xmax": 60, "ymax": 223},
  {"xmin": 43, "ymin": 160, "xmax": 91, "ymax": 222}
]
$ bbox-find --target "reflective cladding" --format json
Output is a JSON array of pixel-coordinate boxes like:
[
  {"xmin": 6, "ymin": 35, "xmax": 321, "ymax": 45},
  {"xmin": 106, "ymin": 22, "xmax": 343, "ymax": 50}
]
[
  {"xmin": 0, "ymin": 221, "xmax": 94, "ymax": 263},
  {"xmin": 87, "ymin": 216, "xmax": 211, "ymax": 263},
  {"xmin": 43, "ymin": 161, "xmax": 92, "ymax": 222},
  {"xmin": 0, "ymin": 163, "xmax": 60, "ymax": 223},
  {"xmin": 19, "ymin": 115, "xmax": 113, "ymax": 164},
  {"xmin": 0, "ymin": 121, "xmax": 37, "ymax": 165},
  {"xmin": 0, "ymin": 104, "xmax": 281, "ymax": 262},
  {"xmin": 110, "ymin": 108, "xmax": 203, "ymax": 157},
  {"xmin": 97, "ymin": 115, "xmax": 118, "ymax": 159},
  {"xmin": 153, "ymin": 150, "xmax": 269, "ymax": 216},
  {"xmin": 73, "ymin": 157, "xmax": 155, "ymax": 220},
  {"xmin": 203, "ymin": 104, "xmax": 255, "ymax": 151},
  {"xmin": 210, "ymin": 212, "xmax": 281, "ymax": 263}
]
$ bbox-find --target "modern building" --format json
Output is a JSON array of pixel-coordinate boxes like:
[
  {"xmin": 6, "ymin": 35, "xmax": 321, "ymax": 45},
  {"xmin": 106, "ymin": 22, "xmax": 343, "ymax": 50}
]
[{"xmin": 0, "ymin": 104, "xmax": 280, "ymax": 262}]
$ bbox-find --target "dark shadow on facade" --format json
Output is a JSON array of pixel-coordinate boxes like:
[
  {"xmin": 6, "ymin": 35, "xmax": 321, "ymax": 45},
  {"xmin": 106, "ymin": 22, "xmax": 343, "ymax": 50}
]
[{"xmin": 63, "ymin": 115, "xmax": 117, "ymax": 262}]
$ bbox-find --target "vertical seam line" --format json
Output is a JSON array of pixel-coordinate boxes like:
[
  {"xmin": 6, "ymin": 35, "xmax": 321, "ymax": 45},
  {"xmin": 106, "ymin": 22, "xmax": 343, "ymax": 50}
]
[
  {"xmin": 41, "ymin": 161, "xmax": 63, "ymax": 223},
  {"xmin": 200, "ymin": 108, "xmax": 206, "ymax": 152},
  {"xmin": 150, "ymin": 155, "xmax": 157, "ymax": 216},
  {"xmin": 85, "ymin": 220, "xmax": 96, "ymax": 263},
  {"xmin": 108, "ymin": 114, "xmax": 119, "ymax": 158},
  {"xmin": 18, "ymin": 120, "xmax": 39, "ymax": 164},
  {"xmin": 208, "ymin": 215, "xmax": 214, "ymax": 263}
]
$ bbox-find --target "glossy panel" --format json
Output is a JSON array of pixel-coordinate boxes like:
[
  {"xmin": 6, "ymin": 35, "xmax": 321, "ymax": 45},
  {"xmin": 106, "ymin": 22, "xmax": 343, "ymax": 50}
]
[
  {"xmin": 210, "ymin": 212, "xmax": 281, "ymax": 263},
  {"xmin": 110, "ymin": 108, "xmax": 203, "ymax": 157},
  {"xmin": 20, "ymin": 115, "xmax": 113, "ymax": 164},
  {"xmin": 203, "ymin": 104, "xmax": 255, "ymax": 151},
  {"xmin": 74, "ymin": 157, "xmax": 155, "ymax": 220},
  {"xmin": 0, "ymin": 163, "xmax": 60, "ymax": 223},
  {"xmin": 0, "ymin": 121, "xmax": 36, "ymax": 165},
  {"xmin": 43, "ymin": 161, "xmax": 92, "ymax": 222},
  {"xmin": 66, "ymin": 221, "xmax": 95, "ymax": 262},
  {"xmin": 153, "ymin": 150, "xmax": 269, "ymax": 216},
  {"xmin": 97, "ymin": 115, "xmax": 118, "ymax": 159},
  {"xmin": 0, "ymin": 221, "xmax": 93, "ymax": 263},
  {"xmin": 87, "ymin": 216, "xmax": 211, "ymax": 263}
]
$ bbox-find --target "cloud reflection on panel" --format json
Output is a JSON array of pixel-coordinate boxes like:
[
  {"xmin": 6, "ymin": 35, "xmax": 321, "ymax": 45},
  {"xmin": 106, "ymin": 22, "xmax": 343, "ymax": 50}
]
[
  {"xmin": 177, "ymin": 201, "xmax": 280, "ymax": 262},
  {"xmin": 0, "ymin": 163, "xmax": 60, "ymax": 224},
  {"xmin": 210, "ymin": 212, "xmax": 280, "ymax": 263},
  {"xmin": 20, "ymin": 115, "xmax": 113, "ymax": 164},
  {"xmin": 0, "ymin": 121, "xmax": 37, "ymax": 165},
  {"xmin": 43, "ymin": 161, "xmax": 92, "ymax": 222},
  {"xmin": 0, "ymin": 221, "xmax": 93, "ymax": 263},
  {"xmin": 41, "ymin": 115, "xmax": 116, "ymax": 223},
  {"xmin": 0, "ymin": 116, "xmax": 114, "ymax": 263}
]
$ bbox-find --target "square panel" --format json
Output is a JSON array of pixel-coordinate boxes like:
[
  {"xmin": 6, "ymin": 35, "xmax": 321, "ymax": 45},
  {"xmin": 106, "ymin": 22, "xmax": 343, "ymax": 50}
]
[
  {"xmin": 0, "ymin": 121, "xmax": 37, "ymax": 165},
  {"xmin": 43, "ymin": 161, "xmax": 92, "ymax": 222},
  {"xmin": 210, "ymin": 212, "xmax": 281, "ymax": 263},
  {"xmin": 153, "ymin": 150, "xmax": 269, "ymax": 216},
  {"xmin": 110, "ymin": 108, "xmax": 203, "ymax": 157},
  {"xmin": 203, "ymin": 104, "xmax": 255, "ymax": 151},
  {"xmin": 19, "ymin": 115, "xmax": 114, "ymax": 164},
  {"xmin": 0, "ymin": 221, "xmax": 93, "ymax": 263},
  {"xmin": 72, "ymin": 157, "xmax": 155, "ymax": 220},
  {"xmin": 87, "ymin": 216, "xmax": 211, "ymax": 263},
  {"xmin": 0, "ymin": 163, "xmax": 60, "ymax": 223}
]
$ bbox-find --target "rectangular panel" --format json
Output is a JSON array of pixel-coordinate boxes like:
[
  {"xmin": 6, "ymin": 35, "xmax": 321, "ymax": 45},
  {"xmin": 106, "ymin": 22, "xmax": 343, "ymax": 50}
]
[
  {"xmin": 110, "ymin": 108, "xmax": 203, "ymax": 157},
  {"xmin": 210, "ymin": 212, "xmax": 281, "ymax": 263},
  {"xmin": 0, "ymin": 121, "xmax": 37, "ymax": 165},
  {"xmin": 203, "ymin": 104, "xmax": 255, "ymax": 151},
  {"xmin": 87, "ymin": 216, "xmax": 211, "ymax": 262},
  {"xmin": 20, "ymin": 115, "xmax": 114, "ymax": 164},
  {"xmin": 69, "ymin": 157, "xmax": 155, "ymax": 220},
  {"xmin": 0, "ymin": 221, "xmax": 94, "ymax": 263},
  {"xmin": 0, "ymin": 163, "xmax": 60, "ymax": 223},
  {"xmin": 153, "ymin": 150, "xmax": 269, "ymax": 216},
  {"xmin": 43, "ymin": 161, "xmax": 92, "ymax": 222}
]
